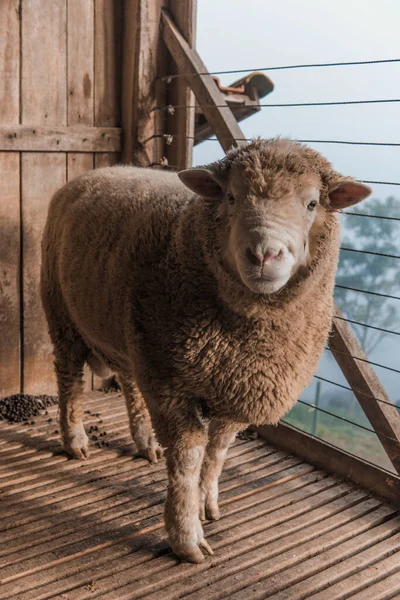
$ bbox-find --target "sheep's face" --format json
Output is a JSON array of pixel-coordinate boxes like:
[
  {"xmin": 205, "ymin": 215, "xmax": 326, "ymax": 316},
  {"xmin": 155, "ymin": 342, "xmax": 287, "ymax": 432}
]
[
  {"xmin": 179, "ymin": 152, "xmax": 371, "ymax": 295},
  {"xmin": 217, "ymin": 167, "xmax": 323, "ymax": 294}
]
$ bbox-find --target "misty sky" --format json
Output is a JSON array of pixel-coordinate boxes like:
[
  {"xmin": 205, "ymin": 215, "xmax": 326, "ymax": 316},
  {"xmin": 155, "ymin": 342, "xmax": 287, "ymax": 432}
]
[{"xmin": 192, "ymin": 1, "xmax": 400, "ymax": 401}]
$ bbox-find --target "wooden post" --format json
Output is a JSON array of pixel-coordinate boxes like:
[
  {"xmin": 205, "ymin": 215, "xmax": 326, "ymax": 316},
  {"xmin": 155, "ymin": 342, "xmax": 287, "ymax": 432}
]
[
  {"xmin": 162, "ymin": 9, "xmax": 244, "ymax": 153},
  {"xmin": 121, "ymin": 0, "xmax": 168, "ymax": 166},
  {"xmin": 329, "ymin": 308, "xmax": 400, "ymax": 472},
  {"xmin": 161, "ymin": 8, "xmax": 400, "ymax": 474},
  {"xmin": 165, "ymin": 1, "xmax": 197, "ymax": 170}
]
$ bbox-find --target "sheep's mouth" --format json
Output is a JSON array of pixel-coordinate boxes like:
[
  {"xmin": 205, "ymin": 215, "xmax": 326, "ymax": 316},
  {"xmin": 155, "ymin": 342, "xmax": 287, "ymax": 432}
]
[{"xmin": 241, "ymin": 273, "xmax": 288, "ymax": 295}]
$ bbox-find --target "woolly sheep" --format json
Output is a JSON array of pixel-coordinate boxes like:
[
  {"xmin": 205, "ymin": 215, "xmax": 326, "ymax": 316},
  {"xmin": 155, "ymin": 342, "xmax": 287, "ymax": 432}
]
[{"xmin": 40, "ymin": 138, "xmax": 371, "ymax": 563}]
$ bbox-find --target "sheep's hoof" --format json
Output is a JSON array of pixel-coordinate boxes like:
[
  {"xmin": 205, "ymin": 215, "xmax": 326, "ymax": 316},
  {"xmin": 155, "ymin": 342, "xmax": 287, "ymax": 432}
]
[
  {"xmin": 63, "ymin": 428, "xmax": 89, "ymax": 460},
  {"xmin": 199, "ymin": 496, "xmax": 220, "ymax": 521},
  {"xmin": 205, "ymin": 503, "xmax": 220, "ymax": 521},
  {"xmin": 135, "ymin": 430, "xmax": 164, "ymax": 463},
  {"xmin": 172, "ymin": 539, "xmax": 214, "ymax": 564},
  {"xmin": 137, "ymin": 443, "xmax": 163, "ymax": 463}
]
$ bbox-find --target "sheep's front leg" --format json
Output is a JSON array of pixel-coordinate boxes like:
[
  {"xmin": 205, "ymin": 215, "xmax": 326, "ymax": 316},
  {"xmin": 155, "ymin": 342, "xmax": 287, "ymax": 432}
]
[
  {"xmin": 199, "ymin": 420, "xmax": 241, "ymax": 521},
  {"xmin": 157, "ymin": 407, "xmax": 212, "ymax": 563},
  {"xmin": 119, "ymin": 376, "xmax": 163, "ymax": 463}
]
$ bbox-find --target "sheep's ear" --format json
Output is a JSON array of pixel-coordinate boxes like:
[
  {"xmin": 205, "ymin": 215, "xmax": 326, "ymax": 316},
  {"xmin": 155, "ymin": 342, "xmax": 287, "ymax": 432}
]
[
  {"xmin": 328, "ymin": 180, "xmax": 372, "ymax": 210},
  {"xmin": 178, "ymin": 168, "xmax": 224, "ymax": 199}
]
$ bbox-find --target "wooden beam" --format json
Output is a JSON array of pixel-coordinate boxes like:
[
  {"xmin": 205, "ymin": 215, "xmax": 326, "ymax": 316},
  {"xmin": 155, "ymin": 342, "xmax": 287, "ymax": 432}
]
[
  {"xmin": 0, "ymin": 125, "xmax": 121, "ymax": 152},
  {"xmin": 329, "ymin": 308, "xmax": 400, "ymax": 473},
  {"xmin": 161, "ymin": 9, "xmax": 400, "ymax": 477},
  {"xmin": 195, "ymin": 96, "xmax": 259, "ymax": 145},
  {"xmin": 161, "ymin": 9, "xmax": 244, "ymax": 153},
  {"xmin": 257, "ymin": 422, "xmax": 400, "ymax": 507},
  {"xmin": 121, "ymin": 0, "xmax": 167, "ymax": 166},
  {"xmin": 166, "ymin": 1, "xmax": 197, "ymax": 170}
]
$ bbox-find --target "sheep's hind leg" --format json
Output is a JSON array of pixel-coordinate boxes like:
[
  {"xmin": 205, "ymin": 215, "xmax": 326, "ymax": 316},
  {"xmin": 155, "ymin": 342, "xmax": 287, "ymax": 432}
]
[
  {"xmin": 199, "ymin": 420, "xmax": 242, "ymax": 521},
  {"xmin": 55, "ymin": 340, "xmax": 90, "ymax": 460},
  {"xmin": 152, "ymin": 402, "xmax": 212, "ymax": 563},
  {"xmin": 119, "ymin": 377, "xmax": 163, "ymax": 463}
]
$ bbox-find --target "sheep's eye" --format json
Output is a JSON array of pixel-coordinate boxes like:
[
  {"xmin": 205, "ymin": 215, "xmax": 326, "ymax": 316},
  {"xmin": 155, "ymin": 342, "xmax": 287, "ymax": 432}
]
[
  {"xmin": 307, "ymin": 200, "xmax": 317, "ymax": 211},
  {"xmin": 227, "ymin": 193, "xmax": 235, "ymax": 205}
]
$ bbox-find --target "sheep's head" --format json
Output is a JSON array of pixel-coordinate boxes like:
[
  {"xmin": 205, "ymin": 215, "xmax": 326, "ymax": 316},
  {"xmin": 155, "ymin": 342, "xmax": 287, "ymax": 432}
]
[{"xmin": 179, "ymin": 139, "xmax": 371, "ymax": 295}]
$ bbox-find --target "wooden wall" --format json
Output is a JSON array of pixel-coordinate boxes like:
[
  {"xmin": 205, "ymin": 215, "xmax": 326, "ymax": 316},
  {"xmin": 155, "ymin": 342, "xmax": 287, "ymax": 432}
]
[{"xmin": 0, "ymin": 0, "xmax": 122, "ymax": 396}]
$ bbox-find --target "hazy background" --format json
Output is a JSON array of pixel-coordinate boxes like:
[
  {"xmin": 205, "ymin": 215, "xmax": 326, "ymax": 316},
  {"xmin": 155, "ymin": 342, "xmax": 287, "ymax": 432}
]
[{"xmin": 191, "ymin": 0, "xmax": 400, "ymax": 468}]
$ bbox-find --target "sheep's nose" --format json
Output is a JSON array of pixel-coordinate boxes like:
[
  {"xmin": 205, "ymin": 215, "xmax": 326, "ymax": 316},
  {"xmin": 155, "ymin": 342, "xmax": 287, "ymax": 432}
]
[{"xmin": 246, "ymin": 247, "xmax": 283, "ymax": 266}]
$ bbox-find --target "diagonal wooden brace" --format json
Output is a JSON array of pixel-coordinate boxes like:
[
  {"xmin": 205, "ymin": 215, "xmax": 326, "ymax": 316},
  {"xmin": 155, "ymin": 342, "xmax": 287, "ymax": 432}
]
[{"xmin": 162, "ymin": 8, "xmax": 400, "ymax": 475}]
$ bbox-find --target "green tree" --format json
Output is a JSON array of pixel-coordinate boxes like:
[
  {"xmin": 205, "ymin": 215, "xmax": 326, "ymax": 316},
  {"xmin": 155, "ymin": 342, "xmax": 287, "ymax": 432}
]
[{"xmin": 335, "ymin": 196, "xmax": 400, "ymax": 354}]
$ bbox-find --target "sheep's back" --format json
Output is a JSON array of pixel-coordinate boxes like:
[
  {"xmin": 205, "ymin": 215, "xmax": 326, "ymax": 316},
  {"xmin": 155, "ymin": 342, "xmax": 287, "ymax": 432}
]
[{"xmin": 41, "ymin": 166, "xmax": 193, "ymax": 364}]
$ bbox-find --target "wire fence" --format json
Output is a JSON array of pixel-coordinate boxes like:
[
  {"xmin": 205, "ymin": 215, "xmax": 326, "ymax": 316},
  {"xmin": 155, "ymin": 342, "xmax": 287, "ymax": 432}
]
[
  {"xmin": 296, "ymin": 377, "xmax": 400, "ymax": 448},
  {"xmin": 297, "ymin": 398, "xmax": 398, "ymax": 442},
  {"xmin": 335, "ymin": 284, "xmax": 400, "ymax": 301},
  {"xmin": 160, "ymin": 57, "xmax": 400, "ymax": 80},
  {"xmin": 156, "ymin": 99, "xmax": 400, "ymax": 111},
  {"xmin": 279, "ymin": 420, "xmax": 397, "ymax": 476},
  {"xmin": 151, "ymin": 132, "xmax": 400, "ymax": 149},
  {"xmin": 340, "ymin": 247, "xmax": 400, "ymax": 260},
  {"xmin": 154, "ymin": 57, "xmax": 400, "ymax": 459},
  {"xmin": 344, "ymin": 211, "xmax": 400, "ymax": 221},
  {"xmin": 324, "ymin": 347, "xmax": 400, "ymax": 375},
  {"xmin": 333, "ymin": 314, "xmax": 400, "ymax": 337},
  {"xmin": 313, "ymin": 375, "xmax": 396, "ymax": 409}
]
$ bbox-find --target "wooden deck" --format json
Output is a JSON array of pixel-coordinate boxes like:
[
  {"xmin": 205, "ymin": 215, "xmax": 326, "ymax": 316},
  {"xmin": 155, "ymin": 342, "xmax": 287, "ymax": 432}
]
[{"xmin": 1, "ymin": 392, "xmax": 400, "ymax": 600}]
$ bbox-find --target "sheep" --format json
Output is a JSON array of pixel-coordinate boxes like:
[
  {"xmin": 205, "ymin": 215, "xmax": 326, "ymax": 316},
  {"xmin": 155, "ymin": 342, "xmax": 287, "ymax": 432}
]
[{"xmin": 40, "ymin": 138, "xmax": 371, "ymax": 563}]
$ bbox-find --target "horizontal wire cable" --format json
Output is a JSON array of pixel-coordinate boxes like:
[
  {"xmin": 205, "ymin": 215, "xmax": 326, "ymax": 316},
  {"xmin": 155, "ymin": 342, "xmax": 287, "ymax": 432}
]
[
  {"xmin": 335, "ymin": 284, "xmax": 400, "ymax": 301},
  {"xmin": 297, "ymin": 399, "xmax": 400, "ymax": 443},
  {"xmin": 324, "ymin": 347, "xmax": 400, "ymax": 375},
  {"xmin": 197, "ymin": 136, "xmax": 400, "ymax": 147},
  {"xmin": 343, "ymin": 212, "xmax": 400, "ymax": 221},
  {"xmin": 340, "ymin": 247, "xmax": 400, "ymax": 260},
  {"xmin": 360, "ymin": 180, "xmax": 400, "ymax": 187},
  {"xmin": 279, "ymin": 419, "xmax": 398, "ymax": 475},
  {"xmin": 148, "ymin": 132, "xmax": 400, "ymax": 150},
  {"xmin": 313, "ymin": 375, "xmax": 395, "ymax": 408},
  {"xmin": 298, "ymin": 139, "xmax": 400, "ymax": 147},
  {"xmin": 333, "ymin": 315, "xmax": 400, "ymax": 337},
  {"xmin": 155, "ymin": 99, "xmax": 400, "ymax": 111},
  {"xmin": 160, "ymin": 58, "xmax": 400, "ymax": 80}
]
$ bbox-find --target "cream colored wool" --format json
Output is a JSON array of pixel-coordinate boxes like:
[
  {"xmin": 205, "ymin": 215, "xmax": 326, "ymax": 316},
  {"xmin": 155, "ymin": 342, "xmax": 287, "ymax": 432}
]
[{"xmin": 41, "ymin": 138, "xmax": 370, "ymax": 562}]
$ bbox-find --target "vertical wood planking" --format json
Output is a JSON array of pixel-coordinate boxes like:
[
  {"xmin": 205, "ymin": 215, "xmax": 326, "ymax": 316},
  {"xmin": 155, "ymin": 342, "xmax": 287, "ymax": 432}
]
[
  {"xmin": 0, "ymin": 154, "xmax": 20, "ymax": 397},
  {"xmin": 121, "ymin": 0, "xmax": 138, "ymax": 165},
  {"xmin": 94, "ymin": 0, "xmax": 122, "ymax": 167},
  {"xmin": 67, "ymin": 154, "xmax": 95, "ymax": 178},
  {"xmin": 21, "ymin": 154, "xmax": 66, "ymax": 394},
  {"xmin": 94, "ymin": 153, "xmax": 119, "ymax": 169},
  {"xmin": 67, "ymin": 0, "xmax": 94, "ymax": 126},
  {"xmin": 22, "ymin": 0, "xmax": 67, "ymax": 126},
  {"xmin": 0, "ymin": 0, "xmax": 21, "ymax": 396},
  {"xmin": 0, "ymin": 0, "xmax": 20, "ymax": 119},
  {"xmin": 167, "ymin": 0, "xmax": 197, "ymax": 169},
  {"xmin": 94, "ymin": 0, "xmax": 122, "ymax": 128},
  {"xmin": 21, "ymin": 0, "xmax": 67, "ymax": 393}
]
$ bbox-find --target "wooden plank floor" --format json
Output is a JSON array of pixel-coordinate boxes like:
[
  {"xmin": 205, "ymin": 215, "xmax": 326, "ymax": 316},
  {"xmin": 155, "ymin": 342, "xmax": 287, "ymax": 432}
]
[{"xmin": 1, "ymin": 392, "xmax": 400, "ymax": 600}]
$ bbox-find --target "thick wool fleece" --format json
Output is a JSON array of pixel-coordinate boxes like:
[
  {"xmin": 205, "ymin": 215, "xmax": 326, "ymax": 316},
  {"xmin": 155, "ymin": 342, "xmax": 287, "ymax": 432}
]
[{"xmin": 41, "ymin": 140, "xmax": 341, "ymax": 447}]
